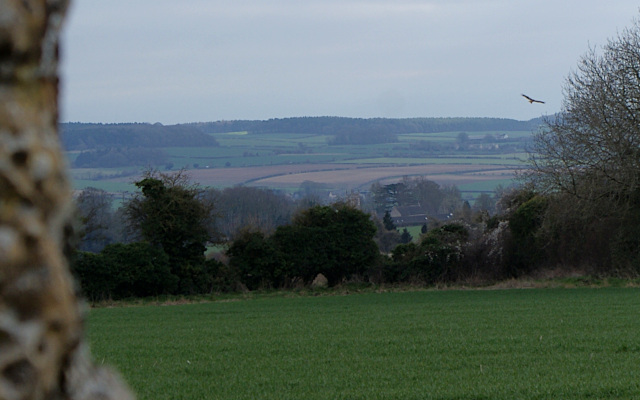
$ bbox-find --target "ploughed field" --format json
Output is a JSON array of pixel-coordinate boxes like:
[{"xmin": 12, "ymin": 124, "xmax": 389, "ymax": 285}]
[
  {"xmin": 186, "ymin": 162, "xmax": 517, "ymax": 189},
  {"xmin": 87, "ymin": 288, "xmax": 640, "ymax": 399}
]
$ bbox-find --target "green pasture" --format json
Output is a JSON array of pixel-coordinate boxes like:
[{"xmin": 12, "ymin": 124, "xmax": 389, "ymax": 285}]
[
  {"xmin": 207, "ymin": 132, "xmax": 411, "ymax": 159},
  {"xmin": 458, "ymin": 178, "xmax": 518, "ymax": 193},
  {"xmin": 164, "ymin": 146, "xmax": 247, "ymax": 158},
  {"xmin": 212, "ymin": 132, "xmax": 333, "ymax": 147},
  {"xmin": 397, "ymin": 130, "xmax": 534, "ymax": 142},
  {"xmin": 164, "ymin": 146, "xmax": 246, "ymax": 168},
  {"xmin": 88, "ymin": 288, "xmax": 640, "ymax": 399},
  {"xmin": 70, "ymin": 178, "xmax": 136, "ymax": 193},
  {"xmin": 273, "ymin": 153, "xmax": 352, "ymax": 164},
  {"xmin": 458, "ymin": 179, "xmax": 519, "ymax": 202},
  {"xmin": 164, "ymin": 142, "xmax": 361, "ymax": 169},
  {"xmin": 402, "ymin": 224, "xmax": 424, "ymax": 242},
  {"xmin": 214, "ymin": 131, "xmax": 248, "ymax": 135}
]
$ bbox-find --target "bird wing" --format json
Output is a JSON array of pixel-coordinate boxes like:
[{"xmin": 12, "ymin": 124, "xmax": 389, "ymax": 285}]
[
  {"xmin": 522, "ymin": 94, "xmax": 544, "ymax": 104},
  {"xmin": 521, "ymin": 94, "xmax": 533, "ymax": 102}
]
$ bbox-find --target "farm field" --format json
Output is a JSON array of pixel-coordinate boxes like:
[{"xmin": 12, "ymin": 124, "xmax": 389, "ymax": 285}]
[
  {"xmin": 76, "ymin": 162, "xmax": 518, "ymax": 192},
  {"xmin": 87, "ymin": 288, "xmax": 640, "ymax": 400},
  {"xmin": 184, "ymin": 163, "xmax": 518, "ymax": 190},
  {"xmin": 67, "ymin": 129, "xmax": 528, "ymax": 199}
]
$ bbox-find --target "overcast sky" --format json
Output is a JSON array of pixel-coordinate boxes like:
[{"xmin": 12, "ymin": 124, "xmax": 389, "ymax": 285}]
[{"xmin": 60, "ymin": 1, "xmax": 640, "ymax": 124}]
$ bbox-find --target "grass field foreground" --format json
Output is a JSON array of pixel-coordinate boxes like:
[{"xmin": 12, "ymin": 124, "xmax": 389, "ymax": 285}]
[{"xmin": 87, "ymin": 288, "xmax": 640, "ymax": 399}]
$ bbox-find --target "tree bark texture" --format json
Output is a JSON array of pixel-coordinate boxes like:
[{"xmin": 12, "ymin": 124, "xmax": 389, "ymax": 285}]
[{"xmin": 0, "ymin": 1, "xmax": 133, "ymax": 399}]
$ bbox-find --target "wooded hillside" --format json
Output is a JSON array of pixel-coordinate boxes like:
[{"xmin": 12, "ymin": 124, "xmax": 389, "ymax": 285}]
[
  {"xmin": 61, "ymin": 122, "xmax": 220, "ymax": 150},
  {"xmin": 191, "ymin": 116, "xmax": 543, "ymax": 144},
  {"xmin": 61, "ymin": 117, "xmax": 542, "ymax": 150}
]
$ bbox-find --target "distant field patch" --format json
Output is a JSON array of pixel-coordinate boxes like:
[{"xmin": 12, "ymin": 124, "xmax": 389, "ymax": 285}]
[
  {"xmin": 88, "ymin": 288, "xmax": 640, "ymax": 400},
  {"xmin": 251, "ymin": 164, "xmax": 518, "ymax": 189},
  {"xmin": 70, "ymin": 179, "xmax": 137, "ymax": 192},
  {"xmin": 69, "ymin": 162, "xmax": 519, "ymax": 192},
  {"xmin": 343, "ymin": 157, "xmax": 524, "ymax": 166},
  {"xmin": 183, "ymin": 163, "xmax": 370, "ymax": 187},
  {"xmin": 397, "ymin": 130, "xmax": 534, "ymax": 141},
  {"xmin": 223, "ymin": 131, "xmax": 248, "ymax": 135},
  {"xmin": 66, "ymin": 128, "xmax": 530, "ymax": 192},
  {"xmin": 458, "ymin": 178, "xmax": 518, "ymax": 193},
  {"xmin": 211, "ymin": 133, "xmax": 331, "ymax": 147}
]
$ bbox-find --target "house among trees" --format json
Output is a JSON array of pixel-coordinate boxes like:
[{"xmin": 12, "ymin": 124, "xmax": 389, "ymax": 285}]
[
  {"xmin": 389, "ymin": 205, "xmax": 428, "ymax": 227},
  {"xmin": 386, "ymin": 205, "xmax": 454, "ymax": 227}
]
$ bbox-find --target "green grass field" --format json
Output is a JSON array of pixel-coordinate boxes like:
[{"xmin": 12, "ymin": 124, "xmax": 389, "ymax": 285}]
[
  {"xmin": 87, "ymin": 288, "xmax": 640, "ymax": 399},
  {"xmin": 70, "ymin": 179, "xmax": 137, "ymax": 193},
  {"xmin": 458, "ymin": 178, "xmax": 517, "ymax": 193}
]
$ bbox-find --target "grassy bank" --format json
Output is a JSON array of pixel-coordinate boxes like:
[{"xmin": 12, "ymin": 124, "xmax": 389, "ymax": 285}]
[{"xmin": 87, "ymin": 287, "xmax": 640, "ymax": 399}]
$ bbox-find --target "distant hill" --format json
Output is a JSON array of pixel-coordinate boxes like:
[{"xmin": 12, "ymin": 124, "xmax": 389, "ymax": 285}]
[
  {"xmin": 61, "ymin": 117, "xmax": 545, "ymax": 150},
  {"xmin": 60, "ymin": 122, "xmax": 219, "ymax": 151},
  {"xmin": 190, "ymin": 116, "xmax": 544, "ymax": 145}
]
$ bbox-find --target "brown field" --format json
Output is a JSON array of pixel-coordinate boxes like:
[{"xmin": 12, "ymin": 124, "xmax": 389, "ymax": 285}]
[{"xmin": 183, "ymin": 163, "xmax": 518, "ymax": 189}]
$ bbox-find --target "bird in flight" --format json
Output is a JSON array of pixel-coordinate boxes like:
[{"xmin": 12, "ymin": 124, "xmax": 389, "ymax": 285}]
[{"xmin": 521, "ymin": 94, "xmax": 545, "ymax": 104}]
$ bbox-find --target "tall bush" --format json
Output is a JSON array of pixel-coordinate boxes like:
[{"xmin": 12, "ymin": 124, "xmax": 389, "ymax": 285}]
[
  {"xmin": 227, "ymin": 230, "xmax": 284, "ymax": 290},
  {"xmin": 123, "ymin": 169, "xmax": 220, "ymax": 292},
  {"xmin": 392, "ymin": 223, "xmax": 468, "ymax": 284},
  {"xmin": 227, "ymin": 203, "xmax": 380, "ymax": 287},
  {"xmin": 72, "ymin": 242, "xmax": 178, "ymax": 300},
  {"xmin": 525, "ymin": 15, "xmax": 640, "ymax": 274},
  {"xmin": 505, "ymin": 195, "xmax": 548, "ymax": 275}
]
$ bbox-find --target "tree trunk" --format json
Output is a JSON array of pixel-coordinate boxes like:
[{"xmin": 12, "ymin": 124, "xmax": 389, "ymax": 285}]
[{"xmin": 0, "ymin": 1, "xmax": 133, "ymax": 399}]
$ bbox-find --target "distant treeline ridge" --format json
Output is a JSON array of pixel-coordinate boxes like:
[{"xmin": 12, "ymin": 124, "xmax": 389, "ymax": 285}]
[
  {"xmin": 61, "ymin": 116, "xmax": 544, "ymax": 149},
  {"xmin": 60, "ymin": 122, "xmax": 220, "ymax": 151},
  {"xmin": 191, "ymin": 116, "xmax": 544, "ymax": 136}
]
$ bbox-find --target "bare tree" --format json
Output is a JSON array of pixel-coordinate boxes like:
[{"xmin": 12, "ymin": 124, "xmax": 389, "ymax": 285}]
[
  {"xmin": 524, "ymin": 16, "xmax": 640, "ymax": 272},
  {"xmin": 526, "ymin": 17, "xmax": 640, "ymax": 216},
  {"xmin": 75, "ymin": 187, "xmax": 118, "ymax": 252}
]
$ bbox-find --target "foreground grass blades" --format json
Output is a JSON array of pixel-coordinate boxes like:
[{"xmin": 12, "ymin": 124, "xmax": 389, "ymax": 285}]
[{"xmin": 87, "ymin": 288, "xmax": 640, "ymax": 399}]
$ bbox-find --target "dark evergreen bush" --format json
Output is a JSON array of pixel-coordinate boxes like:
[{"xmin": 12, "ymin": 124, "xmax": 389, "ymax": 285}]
[{"xmin": 71, "ymin": 242, "xmax": 178, "ymax": 300}]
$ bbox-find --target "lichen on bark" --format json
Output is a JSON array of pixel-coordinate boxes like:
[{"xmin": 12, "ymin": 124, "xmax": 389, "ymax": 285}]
[{"xmin": 0, "ymin": 1, "xmax": 133, "ymax": 399}]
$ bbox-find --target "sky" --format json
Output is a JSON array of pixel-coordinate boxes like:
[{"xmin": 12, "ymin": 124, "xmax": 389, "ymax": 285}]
[{"xmin": 60, "ymin": 1, "xmax": 640, "ymax": 124}]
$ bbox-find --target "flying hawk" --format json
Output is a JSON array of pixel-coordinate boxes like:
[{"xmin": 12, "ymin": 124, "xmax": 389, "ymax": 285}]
[{"xmin": 521, "ymin": 94, "xmax": 545, "ymax": 104}]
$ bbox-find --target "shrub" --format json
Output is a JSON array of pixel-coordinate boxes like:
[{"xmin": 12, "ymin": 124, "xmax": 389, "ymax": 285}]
[
  {"xmin": 71, "ymin": 251, "xmax": 117, "ymax": 301},
  {"xmin": 227, "ymin": 204, "xmax": 380, "ymax": 288},
  {"xmin": 505, "ymin": 195, "xmax": 548, "ymax": 275},
  {"xmin": 72, "ymin": 242, "xmax": 178, "ymax": 300},
  {"xmin": 227, "ymin": 230, "xmax": 284, "ymax": 290},
  {"xmin": 273, "ymin": 204, "xmax": 379, "ymax": 285},
  {"xmin": 206, "ymin": 258, "xmax": 240, "ymax": 293},
  {"xmin": 392, "ymin": 223, "xmax": 468, "ymax": 284}
]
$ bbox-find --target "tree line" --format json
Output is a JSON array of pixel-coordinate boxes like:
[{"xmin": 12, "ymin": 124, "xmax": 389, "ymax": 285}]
[
  {"xmin": 62, "ymin": 123, "xmax": 221, "ymax": 168},
  {"xmin": 63, "ymin": 118, "xmax": 541, "ymax": 151},
  {"xmin": 70, "ymin": 169, "xmax": 639, "ymax": 302},
  {"xmin": 72, "ymin": 172, "xmax": 485, "ymax": 255},
  {"xmin": 191, "ymin": 116, "xmax": 542, "ymax": 145},
  {"xmin": 70, "ymin": 170, "xmax": 485, "ymax": 299},
  {"xmin": 71, "ymin": 167, "xmax": 638, "ymax": 302},
  {"xmin": 73, "ymin": 146, "xmax": 169, "ymax": 168},
  {"xmin": 61, "ymin": 122, "xmax": 220, "ymax": 150}
]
